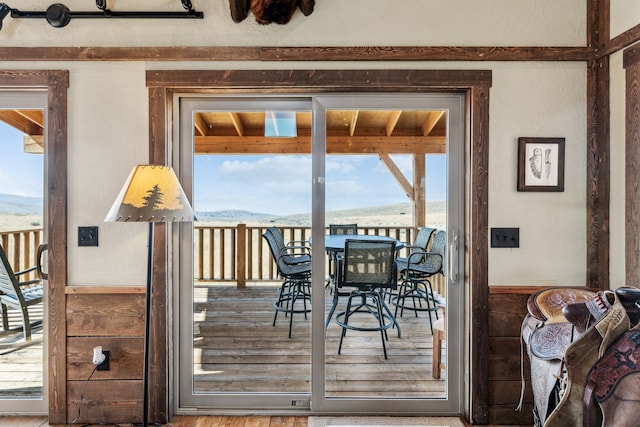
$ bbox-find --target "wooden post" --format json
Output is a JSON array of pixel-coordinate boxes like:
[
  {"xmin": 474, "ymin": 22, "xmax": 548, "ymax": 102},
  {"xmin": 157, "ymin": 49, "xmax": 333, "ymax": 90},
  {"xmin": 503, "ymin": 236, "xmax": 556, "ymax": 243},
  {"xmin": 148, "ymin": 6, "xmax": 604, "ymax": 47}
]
[
  {"xmin": 413, "ymin": 154, "xmax": 426, "ymax": 227},
  {"xmin": 237, "ymin": 223, "xmax": 246, "ymax": 288}
]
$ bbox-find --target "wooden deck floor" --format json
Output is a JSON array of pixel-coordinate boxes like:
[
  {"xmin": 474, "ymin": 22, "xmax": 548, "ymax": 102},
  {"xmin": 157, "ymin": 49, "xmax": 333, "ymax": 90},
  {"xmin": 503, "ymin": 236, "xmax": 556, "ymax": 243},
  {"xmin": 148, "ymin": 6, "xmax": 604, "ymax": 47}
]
[
  {"xmin": 0, "ymin": 304, "xmax": 44, "ymax": 398},
  {"xmin": 194, "ymin": 284, "xmax": 446, "ymax": 398}
]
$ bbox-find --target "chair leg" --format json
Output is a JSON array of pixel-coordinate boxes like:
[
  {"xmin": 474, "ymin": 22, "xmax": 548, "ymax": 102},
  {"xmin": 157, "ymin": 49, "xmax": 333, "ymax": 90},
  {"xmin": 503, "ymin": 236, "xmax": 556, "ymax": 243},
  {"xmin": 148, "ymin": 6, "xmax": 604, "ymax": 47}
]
[
  {"xmin": 273, "ymin": 281, "xmax": 288, "ymax": 326},
  {"xmin": 325, "ymin": 287, "xmax": 339, "ymax": 331},
  {"xmin": 337, "ymin": 295, "xmax": 354, "ymax": 355},
  {"xmin": 1, "ymin": 303, "xmax": 8, "ymax": 331},
  {"xmin": 374, "ymin": 294, "xmax": 388, "ymax": 359},
  {"xmin": 20, "ymin": 306, "xmax": 31, "ymax": 340},
  {"xmin": 381, "ymin": 296, "xmax": 401, "ymax": 338}
]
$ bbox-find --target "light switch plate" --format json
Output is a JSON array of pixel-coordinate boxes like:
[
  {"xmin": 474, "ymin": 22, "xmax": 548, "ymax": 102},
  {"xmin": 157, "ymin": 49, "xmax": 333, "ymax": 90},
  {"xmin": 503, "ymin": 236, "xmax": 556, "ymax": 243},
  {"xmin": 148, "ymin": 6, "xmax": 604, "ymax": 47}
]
[
  {"xmin": 78, "ymin": 226, "xmax": 98, "ymax": 247},
  {"xmin": 491, "ymin": 227, "xmax": 519, "ymax": 248}
]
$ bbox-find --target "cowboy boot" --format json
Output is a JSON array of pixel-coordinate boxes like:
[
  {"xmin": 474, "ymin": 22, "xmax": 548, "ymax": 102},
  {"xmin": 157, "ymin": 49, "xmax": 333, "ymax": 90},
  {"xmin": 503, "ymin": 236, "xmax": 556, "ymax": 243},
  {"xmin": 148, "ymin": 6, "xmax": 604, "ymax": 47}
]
[{"xmin": 545, "ymin": 292, "xmax": 629, "ymax": 427}]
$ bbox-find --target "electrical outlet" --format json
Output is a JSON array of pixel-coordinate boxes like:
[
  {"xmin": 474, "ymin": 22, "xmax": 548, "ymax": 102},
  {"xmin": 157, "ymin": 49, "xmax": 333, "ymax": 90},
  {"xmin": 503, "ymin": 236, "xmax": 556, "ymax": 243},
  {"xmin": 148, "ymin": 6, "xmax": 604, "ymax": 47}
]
[
  {"xmin": 491, "ymin": 227, "xmax": 519, "ymax": 248},
  {"xmin": 97, "ymin": 351, "xmax": 109, "ymax": 371},
  {"xmin": 78, "ymin": 226, "xmax": 98, "ymax": 247}
]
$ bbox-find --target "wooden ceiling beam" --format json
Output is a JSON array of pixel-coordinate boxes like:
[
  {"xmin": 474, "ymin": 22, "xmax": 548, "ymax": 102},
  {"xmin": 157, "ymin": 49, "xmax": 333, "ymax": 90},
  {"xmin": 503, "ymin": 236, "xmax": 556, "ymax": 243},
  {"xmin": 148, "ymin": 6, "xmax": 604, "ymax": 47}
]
[
  {"xmin": 0, "ymin": 110, "xmax": 44, "ymax": 135},
  {"xmin": 349, "ymin": 110, "xmax": 359, "ymax": 136},
  {"xmin": 193, "ymin": 113, "xmax": 208, "ymax": 136},
  {"xmin": 386, "ymin": 111, "xmax": 402, "ymax": 136},
  {"xmin": 422, "ymin": 111, "xmax": 445, "ymax": 136},
  {"xmin": 23, "ymin": 135, "xmax": 44, "ymax": 153},
  {"xmin": 0, "ymin": 46, "xmax": 594, "ymax": 62},
  {"xmin": 229, "ymin": 112, "xmax": 245, "ymax": 136},
  {"xmin": 378, "ymin": 153, "xmax": 413, "ymax": 198},
  {"xmin": 194, "ymin": 135, "xmax": 446, "ymax": 154}
]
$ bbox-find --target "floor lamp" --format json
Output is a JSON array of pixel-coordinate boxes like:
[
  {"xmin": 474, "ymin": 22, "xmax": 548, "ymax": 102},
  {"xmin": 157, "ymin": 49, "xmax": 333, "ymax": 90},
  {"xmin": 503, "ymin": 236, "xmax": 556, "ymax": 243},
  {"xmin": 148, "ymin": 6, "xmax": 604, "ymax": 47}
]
[{"xmin": 105, "ymin": 165, "xmax": 194, "ymax": 427}]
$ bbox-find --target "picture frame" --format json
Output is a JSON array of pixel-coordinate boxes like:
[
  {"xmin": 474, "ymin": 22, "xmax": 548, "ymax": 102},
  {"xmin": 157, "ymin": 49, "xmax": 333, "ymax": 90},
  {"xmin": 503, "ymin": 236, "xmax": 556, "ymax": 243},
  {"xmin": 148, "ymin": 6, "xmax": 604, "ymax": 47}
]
[{"xmin": 517, "ymin": 137, "xmax": 565, "ymax": 192}]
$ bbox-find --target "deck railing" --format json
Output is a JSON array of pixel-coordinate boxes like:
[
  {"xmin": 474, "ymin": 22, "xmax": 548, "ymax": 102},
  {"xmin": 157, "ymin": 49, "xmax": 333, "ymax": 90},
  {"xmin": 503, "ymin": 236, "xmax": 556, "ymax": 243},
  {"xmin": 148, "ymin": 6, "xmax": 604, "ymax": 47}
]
[
  {"xmin": 0, "ymin": 228, "xmax": 43, "ymax": 282},
  {"xmin": 1, "ymin": 225, "xmax": 446, "ymax": 296},
  {"xmin": 194, "ymin": 224, "xmax": 447, "ymax": 296}
]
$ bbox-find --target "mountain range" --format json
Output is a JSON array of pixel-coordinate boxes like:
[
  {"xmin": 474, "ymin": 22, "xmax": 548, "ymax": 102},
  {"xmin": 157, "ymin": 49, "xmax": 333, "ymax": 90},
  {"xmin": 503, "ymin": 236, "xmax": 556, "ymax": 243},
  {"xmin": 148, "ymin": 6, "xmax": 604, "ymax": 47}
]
[{"xmin": 0, "ymin": 193, "xmax": 43, "ymax": 214}]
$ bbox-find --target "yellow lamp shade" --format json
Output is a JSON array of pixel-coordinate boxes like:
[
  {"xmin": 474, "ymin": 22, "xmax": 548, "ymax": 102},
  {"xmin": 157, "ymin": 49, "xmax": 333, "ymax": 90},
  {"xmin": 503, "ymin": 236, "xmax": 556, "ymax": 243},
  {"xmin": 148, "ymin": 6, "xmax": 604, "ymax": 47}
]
[{"xmin": 105, "ymin": 165, "xmax": 194, "ymax": 223}]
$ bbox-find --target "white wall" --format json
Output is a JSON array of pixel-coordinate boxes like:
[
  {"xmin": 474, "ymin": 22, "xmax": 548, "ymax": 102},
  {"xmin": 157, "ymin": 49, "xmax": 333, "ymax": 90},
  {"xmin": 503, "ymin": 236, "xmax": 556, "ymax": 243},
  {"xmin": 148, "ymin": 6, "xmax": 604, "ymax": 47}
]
[
  {"xmin": 0, "ymin": 0, "xmax": 585, "ymax": 47},
  {"xmin": 610, "ymin": 51, "xmax": 626, "ymax": 289},
  {"xmin": 0, "ymin": 0, "xmax": 590, "ymax": 287},
  {"xmin": 488, "ymin": 63, "xmax": 587, "ymax": 286},
  {"xmin": 611, "ymin": 0, "xmax": 640, "ymax": 37}
]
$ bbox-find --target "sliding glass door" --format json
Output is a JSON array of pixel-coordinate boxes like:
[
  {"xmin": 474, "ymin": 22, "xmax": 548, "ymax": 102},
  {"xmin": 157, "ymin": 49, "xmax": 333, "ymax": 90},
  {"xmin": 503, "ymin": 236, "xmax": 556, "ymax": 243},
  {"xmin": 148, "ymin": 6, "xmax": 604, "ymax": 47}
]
[
  {"xmin": 176, "ymin": 93, "xmax": 465, "ymax": 415},
  {"xmin": 311, "ymin": 95, "xmax": 464, "ymax": 414}
]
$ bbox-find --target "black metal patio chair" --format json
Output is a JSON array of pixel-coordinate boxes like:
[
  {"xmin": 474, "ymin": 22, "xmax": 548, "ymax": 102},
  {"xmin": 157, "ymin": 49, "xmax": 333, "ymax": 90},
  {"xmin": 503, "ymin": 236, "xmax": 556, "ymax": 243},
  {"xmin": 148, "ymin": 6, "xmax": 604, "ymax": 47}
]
[
  {"xmin": 0, "ymin": 244, "xmax": 43, "ymax": 340},
  {"xmin": 262, "ymin": 227, "xmax": 312, "ymax": 338},
  {"xmin": 392, "ymin": 229, "xmax": 446, "ymax": 334},
  {"xmin": 334, "ymin": 239, "xmax": 399, "ymax": 359}
]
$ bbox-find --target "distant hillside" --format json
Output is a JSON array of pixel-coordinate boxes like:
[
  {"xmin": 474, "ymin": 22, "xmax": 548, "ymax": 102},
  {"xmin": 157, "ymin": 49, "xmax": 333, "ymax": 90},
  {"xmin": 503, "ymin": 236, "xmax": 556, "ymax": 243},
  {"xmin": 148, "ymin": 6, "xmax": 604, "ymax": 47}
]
[
  {"xmin": 196, "ymin": 201, "xmax": 446, "ymax": 227},
  {"xmin": 0, "ymin": 193, "xmax": 43, "ymax": 214}
]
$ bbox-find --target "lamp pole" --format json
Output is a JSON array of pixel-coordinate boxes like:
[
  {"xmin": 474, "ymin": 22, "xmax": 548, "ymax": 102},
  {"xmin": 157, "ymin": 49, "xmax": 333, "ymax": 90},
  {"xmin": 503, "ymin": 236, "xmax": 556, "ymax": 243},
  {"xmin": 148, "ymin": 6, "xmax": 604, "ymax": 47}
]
[{"xmin": 143, "ymin": 222, "xmax": 154, "ymax": 427}]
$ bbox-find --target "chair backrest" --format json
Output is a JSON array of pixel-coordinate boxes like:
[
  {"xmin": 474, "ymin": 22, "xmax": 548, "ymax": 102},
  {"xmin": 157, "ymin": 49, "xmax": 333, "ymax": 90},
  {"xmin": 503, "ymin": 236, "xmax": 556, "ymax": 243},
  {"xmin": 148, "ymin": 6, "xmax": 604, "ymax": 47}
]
[
  {"xmin": 428, "ymin": 230, "xmax": 447, "ymax": 273},
  {"xmin": 340, "ymin": 239, "xmax": 396, "ymax": 291},
  {"xmin": 329, "ymin": 224, "xmax": 358, "ymax": 235},
  {"xmin": 0, "ymin": 245, "xmax": 23, "ymax": 302},
  {"xmin": 262, "ymin": 227, "xmax": 285, "ymax": 269},
  {"xmin": 262, "ymin": 226, "xmax": 310, "ymax": 275},
  {"xmin": 431, "ymin": 229, "xmax": 447, "ymax": 256},
  {"xmin": 413, "ymin": 227, "xmax": 436, "ymax": 251}
]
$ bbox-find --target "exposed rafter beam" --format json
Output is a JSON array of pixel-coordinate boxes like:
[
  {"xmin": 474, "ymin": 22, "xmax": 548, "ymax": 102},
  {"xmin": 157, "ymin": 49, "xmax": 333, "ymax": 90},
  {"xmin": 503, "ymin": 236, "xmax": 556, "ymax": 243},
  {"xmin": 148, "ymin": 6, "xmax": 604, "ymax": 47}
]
[
  {"xmin": 229, "ymin": 112, "xmax": 245, "ymax": 136},
  {"xmin": 194, "ymin": 135, "xmax": 446, "ymax": 154},
  {"xmin": 422, "ymin": 111, "xmax": 445, "ymax": 136},
  {"xmin": 386, "ymin": 111, "xmax": 402, "ymax": 136},
  {"xmin": 349, "ymin": 110, "xmax": 359, "ymax": 136},
  {"xmin": 193, "ymin": 113, "xmax": 208, "ymax": 136}
]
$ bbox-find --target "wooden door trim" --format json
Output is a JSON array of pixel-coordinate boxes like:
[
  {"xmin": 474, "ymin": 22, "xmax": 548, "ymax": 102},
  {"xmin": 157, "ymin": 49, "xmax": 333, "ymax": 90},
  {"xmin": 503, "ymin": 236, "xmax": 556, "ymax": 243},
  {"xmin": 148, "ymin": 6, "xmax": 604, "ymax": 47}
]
[
  {"xmin": 147, "ymin": 69, "xmax": 491, "ymax": 424},
  {"xmin": 0, "ymin": 70, "xmax": 69, "ymax": 424}
]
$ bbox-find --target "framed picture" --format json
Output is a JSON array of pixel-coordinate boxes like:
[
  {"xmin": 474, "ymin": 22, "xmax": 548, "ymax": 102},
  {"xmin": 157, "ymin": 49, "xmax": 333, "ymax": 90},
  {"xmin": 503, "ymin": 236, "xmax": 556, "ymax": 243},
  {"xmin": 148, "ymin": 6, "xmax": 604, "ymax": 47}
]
[{"xmin": 517, "ymin": 137, "xmax": 565, "ymax": 192}]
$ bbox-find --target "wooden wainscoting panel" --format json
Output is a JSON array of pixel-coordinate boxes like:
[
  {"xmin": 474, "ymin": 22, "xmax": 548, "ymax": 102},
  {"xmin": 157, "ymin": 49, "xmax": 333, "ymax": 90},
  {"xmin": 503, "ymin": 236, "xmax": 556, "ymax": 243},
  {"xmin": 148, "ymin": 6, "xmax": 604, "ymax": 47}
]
[
  {"xmin": 488, "ymin": 293, "xmax": 529, "ymax": 337},
  {"xmin": 66, "ymin": 337, "xmax": 144, "ymax": 380},
  {"xmin": 66, "ymin": 380, "xmax": 143, "ymax": 425},
  {"xmin": 488, "ymin": 337, "xmax": 524, "ymax": 382},
  {"xmin": 488, "ymin": 286, "xmax": 537, "ymax": 425},
  {"xmin": 66, "ymin": 293, "xmax": 145, "ymax": 337}
]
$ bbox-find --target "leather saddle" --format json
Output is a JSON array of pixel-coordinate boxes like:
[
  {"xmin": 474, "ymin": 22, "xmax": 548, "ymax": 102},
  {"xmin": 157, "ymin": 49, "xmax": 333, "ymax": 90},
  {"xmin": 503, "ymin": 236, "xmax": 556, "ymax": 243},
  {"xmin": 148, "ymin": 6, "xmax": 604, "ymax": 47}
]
[
  {"xmin": 520, "ymin": 287, "xmax": 640, "ymax": 427},
  {"xmin": 519, "ymin": 287, "xmax": 598, "ymax": 425},
  {"xmin": 524, "ymin": 287, "xmax": 598, "ymax": 359},
  {"xmin": 581, "ymin": 287, "xmax": 640, "ymax": 427}
]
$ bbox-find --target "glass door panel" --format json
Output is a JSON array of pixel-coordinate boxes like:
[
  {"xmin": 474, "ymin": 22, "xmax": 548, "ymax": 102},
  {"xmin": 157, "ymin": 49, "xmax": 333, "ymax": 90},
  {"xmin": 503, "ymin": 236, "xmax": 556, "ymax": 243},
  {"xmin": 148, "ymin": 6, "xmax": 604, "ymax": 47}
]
[
  {"xmin": 322, "ymin": 108, "xmax": 447, "ymax": 398},
  {"xmin": 312, "ymin": 94, "xmax": 464, "ymax": 415},
  {"xmin": 0, "ymin": 92, "xmax": 47, "ymax": 414},
  {"xmin": 178, "ymin": 98, "xmax": 314, "ymax": 409}
]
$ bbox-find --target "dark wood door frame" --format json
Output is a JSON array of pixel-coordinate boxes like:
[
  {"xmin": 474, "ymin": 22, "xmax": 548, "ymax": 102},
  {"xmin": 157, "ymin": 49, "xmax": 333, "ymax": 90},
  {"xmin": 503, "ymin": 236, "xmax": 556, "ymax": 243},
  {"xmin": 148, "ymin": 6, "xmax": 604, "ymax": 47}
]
[
  {"xmin": 146, "ymin": 69, "xmax": 492, "ymax": 424},
  {"xmin": 623, "ymin": 45, "xmax": 640, "ymax": 286},
  {"xmin": 0, "ymin": 70, "xmax": 69, "ymax": 424}
]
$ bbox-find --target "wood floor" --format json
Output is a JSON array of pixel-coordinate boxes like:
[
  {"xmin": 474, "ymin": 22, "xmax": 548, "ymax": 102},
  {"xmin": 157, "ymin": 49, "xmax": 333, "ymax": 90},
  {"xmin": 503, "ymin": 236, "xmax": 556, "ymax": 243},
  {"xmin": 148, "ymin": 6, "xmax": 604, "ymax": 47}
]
[
  {"xmin": 0, "ymin": 415, "xmax": 484, "ymax": 427},
  {"xmin": 0, "ymin": 415, "xmax": 309, "ymax": 426}
]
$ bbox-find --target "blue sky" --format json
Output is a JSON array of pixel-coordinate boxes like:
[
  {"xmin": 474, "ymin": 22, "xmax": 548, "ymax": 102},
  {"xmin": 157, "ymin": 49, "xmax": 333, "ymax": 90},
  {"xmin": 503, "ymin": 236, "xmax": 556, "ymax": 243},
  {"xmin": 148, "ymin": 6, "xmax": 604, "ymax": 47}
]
[
  {"xmin": 0, "ymin": 120, "xmax": 447, "ymax": 214},
  {"xmin": 0, "ymin": 122, "xmax": 43, "ymax": 197},
  {"xmin": 194, "ymin": 153, "xmax": 446, "ymax": 215}
]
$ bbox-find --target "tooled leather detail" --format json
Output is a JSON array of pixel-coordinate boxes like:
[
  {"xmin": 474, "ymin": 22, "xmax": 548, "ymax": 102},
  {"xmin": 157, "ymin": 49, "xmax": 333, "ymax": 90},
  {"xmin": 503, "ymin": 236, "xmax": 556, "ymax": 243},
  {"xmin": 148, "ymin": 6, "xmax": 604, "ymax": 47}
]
[
  {"xmin": 588, "ymin": 330, "xmax": 640, "ymax": 402},
  {"xmin": 528, "ymin": 288, "xmax": 597, "ymax": 323}
]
